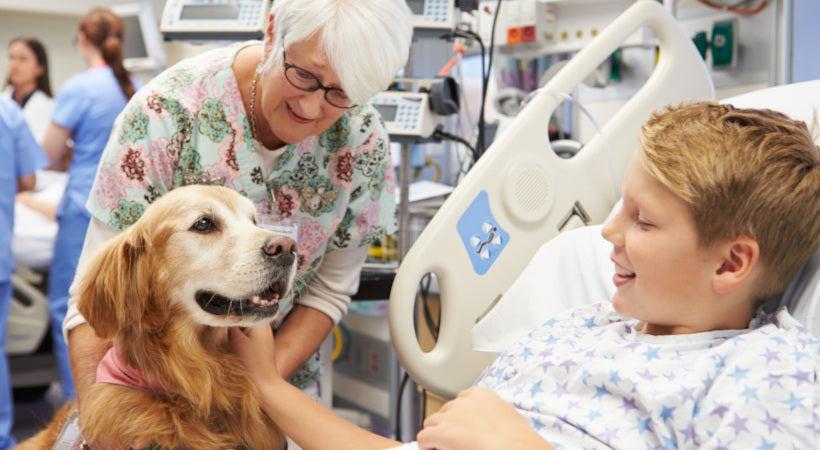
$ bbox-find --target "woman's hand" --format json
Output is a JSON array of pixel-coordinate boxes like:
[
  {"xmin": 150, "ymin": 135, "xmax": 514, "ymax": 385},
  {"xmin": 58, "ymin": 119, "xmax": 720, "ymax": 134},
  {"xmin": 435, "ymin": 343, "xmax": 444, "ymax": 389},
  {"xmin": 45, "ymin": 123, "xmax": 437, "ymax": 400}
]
[
  {"xmin": 229, "ymin": 325, "xmax": 281, "ymax": 389},
  {"xmin": 416, "ymin": 387, "xmax": 554, "ymax": 450}
]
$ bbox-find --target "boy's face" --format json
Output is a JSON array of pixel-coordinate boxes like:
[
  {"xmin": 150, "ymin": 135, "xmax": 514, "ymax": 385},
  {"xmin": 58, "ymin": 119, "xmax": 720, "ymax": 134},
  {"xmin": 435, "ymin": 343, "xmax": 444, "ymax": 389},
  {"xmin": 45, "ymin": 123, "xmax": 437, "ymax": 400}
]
[{"xmin": 602, "ymin": 150, "xmax": 724, "ymax": 335}]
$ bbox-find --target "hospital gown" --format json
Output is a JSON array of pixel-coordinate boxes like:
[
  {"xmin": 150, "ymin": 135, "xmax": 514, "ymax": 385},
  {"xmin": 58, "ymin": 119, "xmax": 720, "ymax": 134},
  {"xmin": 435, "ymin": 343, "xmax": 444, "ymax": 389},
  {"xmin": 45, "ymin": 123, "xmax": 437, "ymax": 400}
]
[{"xmin": 477, "ymin": 301, "xmax": 819, "ymax": 449}]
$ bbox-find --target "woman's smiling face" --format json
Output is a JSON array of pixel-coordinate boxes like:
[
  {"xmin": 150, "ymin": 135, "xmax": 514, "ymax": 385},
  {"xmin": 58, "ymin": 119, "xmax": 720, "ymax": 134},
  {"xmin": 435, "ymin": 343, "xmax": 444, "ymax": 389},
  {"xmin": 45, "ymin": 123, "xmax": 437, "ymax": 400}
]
[{"xmin": 257, "ymin": 34, "xmax": 348, "ymax": 147}]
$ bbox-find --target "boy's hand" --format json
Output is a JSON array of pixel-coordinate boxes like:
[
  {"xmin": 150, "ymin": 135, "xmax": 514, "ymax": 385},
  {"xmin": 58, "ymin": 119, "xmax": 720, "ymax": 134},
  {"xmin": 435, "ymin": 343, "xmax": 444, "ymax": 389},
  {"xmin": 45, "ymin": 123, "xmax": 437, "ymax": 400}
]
[
  {"xmin": 229, "ymin": 325, "xmax": 281, "ymax": 387},
  {"xmin": 417, "ymin": 387, "xmax": 554, "ymax": 450}
]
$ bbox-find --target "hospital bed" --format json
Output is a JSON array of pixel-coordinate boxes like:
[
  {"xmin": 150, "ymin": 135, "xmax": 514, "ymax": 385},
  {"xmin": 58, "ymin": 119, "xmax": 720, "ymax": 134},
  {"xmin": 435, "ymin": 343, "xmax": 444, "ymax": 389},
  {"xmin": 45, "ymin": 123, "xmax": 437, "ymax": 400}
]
[
  {"xmin": 389, "ymin": 0, "xmax": 820, "ymax": 400},
  {"xmin": 9, "ymin": 170, "xmax": 66, "ymax": 393}
]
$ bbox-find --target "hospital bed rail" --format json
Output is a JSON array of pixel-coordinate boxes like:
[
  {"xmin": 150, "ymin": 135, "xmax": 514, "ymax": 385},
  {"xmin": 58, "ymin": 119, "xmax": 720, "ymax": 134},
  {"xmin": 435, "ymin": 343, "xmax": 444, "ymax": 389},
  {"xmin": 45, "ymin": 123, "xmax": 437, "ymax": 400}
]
[{"xmin": 389, "ymin": 0, "xmax": 715, "ymax": 400}]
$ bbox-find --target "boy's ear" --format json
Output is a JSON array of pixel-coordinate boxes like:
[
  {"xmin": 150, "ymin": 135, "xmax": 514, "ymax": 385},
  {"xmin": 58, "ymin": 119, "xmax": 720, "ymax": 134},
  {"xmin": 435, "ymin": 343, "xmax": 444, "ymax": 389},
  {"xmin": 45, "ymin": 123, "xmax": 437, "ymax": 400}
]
[{"xmin": 713, "ymin": 236, "xmax": 760, "ymax": 294}]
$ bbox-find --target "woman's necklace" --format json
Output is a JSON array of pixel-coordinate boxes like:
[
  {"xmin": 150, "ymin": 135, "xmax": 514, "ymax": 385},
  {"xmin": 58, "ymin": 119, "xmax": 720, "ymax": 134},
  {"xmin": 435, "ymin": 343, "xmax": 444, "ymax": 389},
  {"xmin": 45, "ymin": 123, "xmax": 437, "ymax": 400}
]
[
  {"xmin": 249, "ymin": 60, "xmax": 280, "ymax": 207},
  {"xmin": 249, "ymin": 61, "xmax": 263, "ymax": 142}
]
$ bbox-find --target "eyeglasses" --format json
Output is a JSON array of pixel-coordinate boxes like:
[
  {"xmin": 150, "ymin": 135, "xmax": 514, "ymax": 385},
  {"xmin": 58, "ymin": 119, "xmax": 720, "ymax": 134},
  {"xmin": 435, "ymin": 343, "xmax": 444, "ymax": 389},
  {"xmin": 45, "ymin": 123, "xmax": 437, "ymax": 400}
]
[{"xmin": 282, "ymin": 51, "xmax": 352, "ymax": 109}]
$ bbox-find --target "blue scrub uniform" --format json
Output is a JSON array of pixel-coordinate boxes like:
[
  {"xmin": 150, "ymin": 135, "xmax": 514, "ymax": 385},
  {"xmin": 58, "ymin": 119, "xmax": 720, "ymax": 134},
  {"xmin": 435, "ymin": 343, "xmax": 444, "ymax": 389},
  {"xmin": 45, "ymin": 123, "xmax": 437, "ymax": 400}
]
[
  {"xmin": 0, "ymin": 97, "xmax": 48, "ymax": 449},
  {"xmin": 47, "ymin": 66, "xmax": 137, "ymax": 401}
]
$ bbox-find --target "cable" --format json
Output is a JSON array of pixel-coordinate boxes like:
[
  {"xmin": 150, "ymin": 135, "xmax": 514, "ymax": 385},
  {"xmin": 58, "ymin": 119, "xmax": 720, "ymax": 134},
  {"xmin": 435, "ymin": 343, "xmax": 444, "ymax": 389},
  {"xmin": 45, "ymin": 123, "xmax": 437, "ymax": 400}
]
[
  {"xmin": 693, "ymin": 0, "xmax": 767, "ymax": 15},
  {"xmin": 443, "ymin": 0, "xmax": 500, "ymax": 161},
  {"xmin": 480, "ymin": 0, "xmax": 503, "ymax": 158},
  {"xmin": 433, "ymin": 126, "xmax": 479, "ymax": 163},
  {"xmin": 419, "ymin": 273, "xmax": 439, "ymax": 342},
  {"xmin": 394, "ymin": 371, "xmax": 410, "ymax": 440},
  {"xmin": 413, "ymin": 157, "xmax": 442, "ymax": 182},
  {"xmin": 442, "ymin": 28, "xmax": 485, "ymax": 159},
  {"xmin": 395, "ymin": 273, "xmax": 440, "ymax": 440}
]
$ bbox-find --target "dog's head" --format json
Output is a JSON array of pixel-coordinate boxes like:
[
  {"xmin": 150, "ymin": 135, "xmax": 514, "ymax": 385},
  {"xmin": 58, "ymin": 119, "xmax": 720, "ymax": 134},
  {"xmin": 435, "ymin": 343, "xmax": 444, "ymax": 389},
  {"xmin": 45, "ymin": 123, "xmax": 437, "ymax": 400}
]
[{"xmin": 77, "ymin": 185, "xmax": 298, "ymax": 339}]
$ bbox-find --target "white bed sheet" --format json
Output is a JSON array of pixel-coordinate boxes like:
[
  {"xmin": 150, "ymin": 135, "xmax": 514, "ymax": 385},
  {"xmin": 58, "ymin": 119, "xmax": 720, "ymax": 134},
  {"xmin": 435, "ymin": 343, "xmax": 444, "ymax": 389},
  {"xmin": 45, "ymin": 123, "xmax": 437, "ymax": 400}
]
[{"xmin": 12, "ymin": 170, "xmax": 67, "ymax": 271}]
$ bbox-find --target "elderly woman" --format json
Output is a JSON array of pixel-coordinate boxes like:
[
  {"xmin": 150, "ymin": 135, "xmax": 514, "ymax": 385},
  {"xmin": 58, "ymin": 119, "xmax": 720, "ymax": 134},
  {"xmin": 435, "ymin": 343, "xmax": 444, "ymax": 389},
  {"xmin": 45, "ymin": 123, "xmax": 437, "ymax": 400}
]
[{"xmin": 64, "ymin": 0, "xmax": 413, "ymax": 430}]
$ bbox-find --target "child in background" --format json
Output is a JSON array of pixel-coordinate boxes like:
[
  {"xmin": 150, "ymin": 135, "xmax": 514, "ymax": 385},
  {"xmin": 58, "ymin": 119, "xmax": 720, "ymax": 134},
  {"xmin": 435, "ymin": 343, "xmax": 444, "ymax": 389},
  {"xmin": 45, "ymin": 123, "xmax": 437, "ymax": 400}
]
[{"xmin": 232, "ymin": 101, "xmax": 820, "ymax": 449}]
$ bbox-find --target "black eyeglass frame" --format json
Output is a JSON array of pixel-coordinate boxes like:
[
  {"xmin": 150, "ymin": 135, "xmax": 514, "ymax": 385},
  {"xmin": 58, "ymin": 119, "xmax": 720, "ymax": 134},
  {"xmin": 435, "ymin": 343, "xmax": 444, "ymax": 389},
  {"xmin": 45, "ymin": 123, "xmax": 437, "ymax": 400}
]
[{"xmin": 282, "ymin": 50, "xmax": 353, "ymax": 109}]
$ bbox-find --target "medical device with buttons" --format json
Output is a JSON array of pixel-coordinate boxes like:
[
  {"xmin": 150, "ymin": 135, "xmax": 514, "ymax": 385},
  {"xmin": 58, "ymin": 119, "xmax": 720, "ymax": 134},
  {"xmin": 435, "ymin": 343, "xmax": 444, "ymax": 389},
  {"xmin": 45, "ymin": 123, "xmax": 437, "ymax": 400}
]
[
  {"xmin": 408, "ymin": 0, "xmax": 457, "ymax": 32},
  {"xmin": 476, "ymin": 0, "xmax": 652, "ymax": 56},
  {"xmin": 369, "ymin": 77, "xmax": 459, "ymax": 144},
  {"xmin": 370, "ymin": 92, "xmax": 442, "ymax": 144},
  {"xmin": 161, "ymin": 0, "xmax": 270, "ymax": 41}
]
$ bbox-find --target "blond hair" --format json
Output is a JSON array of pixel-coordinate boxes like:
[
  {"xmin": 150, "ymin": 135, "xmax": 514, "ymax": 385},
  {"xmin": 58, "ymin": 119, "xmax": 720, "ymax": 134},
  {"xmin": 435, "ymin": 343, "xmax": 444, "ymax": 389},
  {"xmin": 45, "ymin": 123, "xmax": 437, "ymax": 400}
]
[{"xmin": 640, "ymin": 101, "xmax": 820, "ymax": 301}]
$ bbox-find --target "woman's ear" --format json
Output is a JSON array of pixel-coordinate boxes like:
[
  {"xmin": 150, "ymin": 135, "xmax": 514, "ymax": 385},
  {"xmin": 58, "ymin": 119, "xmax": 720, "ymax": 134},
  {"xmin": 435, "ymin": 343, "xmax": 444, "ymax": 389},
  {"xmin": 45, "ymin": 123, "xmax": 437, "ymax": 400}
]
[
  {"xmin": 262, "ymin": 12, "xmax": 275, "ymax": 60},
  {"xmin": 713, "ymin": 236, "xmax": 760, "ymax": 294}
]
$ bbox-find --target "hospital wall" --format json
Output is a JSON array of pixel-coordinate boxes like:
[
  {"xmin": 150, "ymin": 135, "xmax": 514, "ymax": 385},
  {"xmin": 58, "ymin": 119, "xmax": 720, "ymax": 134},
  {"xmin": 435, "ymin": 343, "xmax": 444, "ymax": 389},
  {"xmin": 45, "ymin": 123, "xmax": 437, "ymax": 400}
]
[
  {"xmin": 574, "ymin": 0, "xmax": 820, "ymax": 143},
  {"xmin": 0, "ymin": 10, "xmax": 86, "ymax": 92},
  {"xmin": 0, "ymin": 4, "xmax": 216, "ymax": 93}
]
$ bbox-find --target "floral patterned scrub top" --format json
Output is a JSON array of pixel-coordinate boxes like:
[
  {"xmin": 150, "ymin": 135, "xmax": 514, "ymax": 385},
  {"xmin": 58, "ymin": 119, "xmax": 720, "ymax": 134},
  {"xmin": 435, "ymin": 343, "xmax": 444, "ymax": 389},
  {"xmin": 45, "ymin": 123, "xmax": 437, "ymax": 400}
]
[{"xmin": 86, "ymin": 43, "xmax": 398, "ymax": 386}]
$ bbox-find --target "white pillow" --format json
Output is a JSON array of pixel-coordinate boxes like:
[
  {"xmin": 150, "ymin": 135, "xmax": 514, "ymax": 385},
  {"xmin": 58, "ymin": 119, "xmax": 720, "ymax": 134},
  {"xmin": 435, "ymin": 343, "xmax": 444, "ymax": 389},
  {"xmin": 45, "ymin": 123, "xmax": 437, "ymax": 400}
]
[
  {"xmin": 471, "ymin": 224, "xmax": 614, "ymax": 353},
  {"xmin": 772, "ymin": 249, "xmax": 820, "ymax": 337}
]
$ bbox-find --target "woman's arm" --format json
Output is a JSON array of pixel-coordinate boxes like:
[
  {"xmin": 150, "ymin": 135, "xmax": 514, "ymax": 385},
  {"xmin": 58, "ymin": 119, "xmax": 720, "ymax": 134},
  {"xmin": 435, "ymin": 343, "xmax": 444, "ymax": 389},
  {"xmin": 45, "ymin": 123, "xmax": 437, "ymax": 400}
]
[
  {"xmin": 230, "ymin": 325, "xmax": 401, "ymax": 450},
  {"xmin": 64, "ymin": 218, "xmax": 119, "ymax": 408},
  {"xmin": 272, "ymin": 245, "xmax": 367, "ymax": 378},
  {"xmin": 15, "ymin": 190, "xmax": 57, "ymax": 221},
  {"xmin": 68, "ymin": 323, "xmax": 111, "ymax": 410},
  {"xmin": 17, "ymin": 173, "xmax": 36, "ymax": 192},
  {"xmin": 272, "ymin": 305, "xmax": 333, "ymax": 378},
  {"xmin": 40, "ymin": 122, "xmax": 72, "ymax": 171}
]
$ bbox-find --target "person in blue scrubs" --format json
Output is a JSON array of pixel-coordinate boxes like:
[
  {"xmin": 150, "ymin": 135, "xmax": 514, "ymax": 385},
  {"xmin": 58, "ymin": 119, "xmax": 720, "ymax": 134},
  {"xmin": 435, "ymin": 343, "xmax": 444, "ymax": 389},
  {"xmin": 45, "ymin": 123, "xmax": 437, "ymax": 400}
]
[
  {"xmin": 40, "ymin": 7, "xmax": 140, "ymax": 401},
  {"xmin": 0, "ymin": 97, "xmax": 48, "ymax": 449}
]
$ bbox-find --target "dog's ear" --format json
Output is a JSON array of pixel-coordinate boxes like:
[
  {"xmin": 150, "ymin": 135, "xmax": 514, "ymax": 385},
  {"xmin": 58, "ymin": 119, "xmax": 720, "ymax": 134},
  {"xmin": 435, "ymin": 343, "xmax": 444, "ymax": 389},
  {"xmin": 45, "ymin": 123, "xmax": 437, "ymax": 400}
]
[{"xmin": 76, "ymin": 227, "xmax": 154, "ymax": 339}]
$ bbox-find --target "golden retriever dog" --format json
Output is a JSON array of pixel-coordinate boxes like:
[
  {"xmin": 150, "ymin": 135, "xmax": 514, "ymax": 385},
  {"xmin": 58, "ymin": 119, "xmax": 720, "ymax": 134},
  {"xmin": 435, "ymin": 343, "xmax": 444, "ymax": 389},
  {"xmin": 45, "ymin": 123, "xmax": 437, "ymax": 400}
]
[{"xmin": 18, "ymin": 185, "xmax": 296, "ymax": 449}]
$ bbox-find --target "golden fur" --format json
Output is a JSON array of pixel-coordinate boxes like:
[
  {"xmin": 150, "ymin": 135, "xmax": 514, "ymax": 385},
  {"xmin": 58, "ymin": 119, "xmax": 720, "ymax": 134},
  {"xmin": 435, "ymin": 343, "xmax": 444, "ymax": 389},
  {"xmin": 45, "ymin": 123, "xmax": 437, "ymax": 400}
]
[{"xmin": 17, "ymin": 185, "xmax": 297, "ymax": 449}]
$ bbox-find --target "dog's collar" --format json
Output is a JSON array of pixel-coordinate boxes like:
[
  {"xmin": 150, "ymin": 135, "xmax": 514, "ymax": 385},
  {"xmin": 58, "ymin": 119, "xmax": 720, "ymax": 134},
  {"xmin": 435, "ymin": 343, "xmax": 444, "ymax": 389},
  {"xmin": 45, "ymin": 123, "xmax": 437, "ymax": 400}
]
[{"xmin": 96, "ymin": 342, "xmax": 163, "ymax": 392}]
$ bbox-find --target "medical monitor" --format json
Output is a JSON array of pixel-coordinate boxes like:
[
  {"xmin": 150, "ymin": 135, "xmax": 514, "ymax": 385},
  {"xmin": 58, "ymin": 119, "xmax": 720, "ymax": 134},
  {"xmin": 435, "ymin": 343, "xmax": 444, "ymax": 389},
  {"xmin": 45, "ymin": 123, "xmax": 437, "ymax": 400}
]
[
  {"xmin": 112, "ymin": 3, "xmax": 167, "ymax": 74},
  {"xmin": 160, "ymin": 0, "xmax": 270, "ymax": 41},
  {"xmin": 409, "ymin": 0, "xmax": 456, "ymax": 32}
]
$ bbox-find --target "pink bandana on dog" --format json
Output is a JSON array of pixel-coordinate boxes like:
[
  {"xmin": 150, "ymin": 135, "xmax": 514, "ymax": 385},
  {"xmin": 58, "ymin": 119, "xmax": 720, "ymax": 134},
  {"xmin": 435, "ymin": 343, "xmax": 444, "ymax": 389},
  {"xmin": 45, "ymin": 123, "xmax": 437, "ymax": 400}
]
[{"xmin": 96, "ymin": 341, "xmax": 163, "ymax": 391}]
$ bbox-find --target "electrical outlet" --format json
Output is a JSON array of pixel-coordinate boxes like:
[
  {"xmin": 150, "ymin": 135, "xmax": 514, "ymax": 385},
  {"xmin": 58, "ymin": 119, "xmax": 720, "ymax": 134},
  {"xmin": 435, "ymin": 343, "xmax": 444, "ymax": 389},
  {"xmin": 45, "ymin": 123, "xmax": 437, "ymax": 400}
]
[
  {"xmin": 711, "ymin": 20, "xmax": 737, "ymax": 69},
  {"xmin": 692, "ymin": 31, "xmax": 708, "ymax": 60},
  {"xmin": 335, "ymin": 330, "xmax": 394, "ymax": 388}
]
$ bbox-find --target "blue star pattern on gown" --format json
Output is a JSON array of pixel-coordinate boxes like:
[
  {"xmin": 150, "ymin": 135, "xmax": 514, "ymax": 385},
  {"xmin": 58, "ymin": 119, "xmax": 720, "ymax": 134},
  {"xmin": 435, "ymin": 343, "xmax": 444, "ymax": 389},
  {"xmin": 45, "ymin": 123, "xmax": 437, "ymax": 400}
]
[{"xmin": 477, "ymin": 302, "xmax": 820, "ymax": 449}]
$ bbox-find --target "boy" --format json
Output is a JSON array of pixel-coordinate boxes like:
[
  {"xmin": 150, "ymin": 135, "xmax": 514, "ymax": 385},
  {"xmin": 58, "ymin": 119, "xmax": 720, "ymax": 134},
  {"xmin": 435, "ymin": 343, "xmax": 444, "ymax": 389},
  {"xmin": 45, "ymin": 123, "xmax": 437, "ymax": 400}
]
[{"xmin": 231, "ymin": 102, "xmax": 820, "ymax": 449}]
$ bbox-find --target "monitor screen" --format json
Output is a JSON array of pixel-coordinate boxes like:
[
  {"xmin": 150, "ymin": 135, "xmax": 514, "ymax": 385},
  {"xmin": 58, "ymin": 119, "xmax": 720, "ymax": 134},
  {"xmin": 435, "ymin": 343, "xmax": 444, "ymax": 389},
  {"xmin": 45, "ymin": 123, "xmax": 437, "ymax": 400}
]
[
  {"xmin": 407, "ymin": 0, "xmax": 426, "ymax": 15},
  {"xmin": 374, "ymin": 104, "xmax": 399, "ymax": 122},
  {"xmin": 121, "ymin": 14, "xmax": 149, "ymax": 60},
  {"xmin": 180, "ymin": 4, "xmax": 242, "ymax": 21},
  {"xmin": 112, "ymin": 3, "xmax": 166, "ymax": 73}
]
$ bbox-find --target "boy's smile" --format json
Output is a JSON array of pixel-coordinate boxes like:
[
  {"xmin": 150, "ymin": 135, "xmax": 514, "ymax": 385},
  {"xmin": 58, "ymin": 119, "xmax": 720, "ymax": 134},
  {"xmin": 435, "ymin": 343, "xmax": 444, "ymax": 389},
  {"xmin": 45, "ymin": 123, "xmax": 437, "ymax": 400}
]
[{"xmin": 602, "ymin": 150, "xmax": 728, "ymax": 335}]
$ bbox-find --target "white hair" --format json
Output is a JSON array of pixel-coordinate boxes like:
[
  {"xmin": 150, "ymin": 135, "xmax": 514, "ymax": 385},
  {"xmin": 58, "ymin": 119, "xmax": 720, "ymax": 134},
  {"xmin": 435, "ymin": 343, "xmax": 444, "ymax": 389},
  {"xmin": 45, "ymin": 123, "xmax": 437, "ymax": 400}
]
[{"xmin": 267, "ymin": 0, "xmax": 413, "ymax": 106}]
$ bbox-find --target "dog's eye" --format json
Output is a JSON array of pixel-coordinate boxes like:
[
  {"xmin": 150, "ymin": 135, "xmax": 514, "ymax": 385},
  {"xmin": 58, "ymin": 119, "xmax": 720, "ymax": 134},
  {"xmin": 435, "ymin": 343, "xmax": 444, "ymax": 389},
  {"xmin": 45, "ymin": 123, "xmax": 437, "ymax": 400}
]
[{"xmin": 190, "ymin": 217, "xmax": 217, "ymax": 233}]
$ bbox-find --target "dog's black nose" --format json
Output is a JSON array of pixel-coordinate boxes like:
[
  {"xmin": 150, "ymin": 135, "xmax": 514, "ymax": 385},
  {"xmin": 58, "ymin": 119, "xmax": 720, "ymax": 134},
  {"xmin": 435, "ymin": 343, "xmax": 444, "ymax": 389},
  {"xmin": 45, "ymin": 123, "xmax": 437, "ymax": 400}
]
[{"xmin": 263, "ymin": 235, "xmax": 297, "ymax": 266}]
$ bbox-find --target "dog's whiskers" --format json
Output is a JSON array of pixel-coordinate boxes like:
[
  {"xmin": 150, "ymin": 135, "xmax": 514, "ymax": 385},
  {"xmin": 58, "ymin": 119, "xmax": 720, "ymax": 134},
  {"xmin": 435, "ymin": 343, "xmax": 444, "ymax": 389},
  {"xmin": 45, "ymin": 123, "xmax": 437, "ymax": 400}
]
[{"xmin": 204, "ymin": 293, "xmax": 219, "ymax": 311}]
